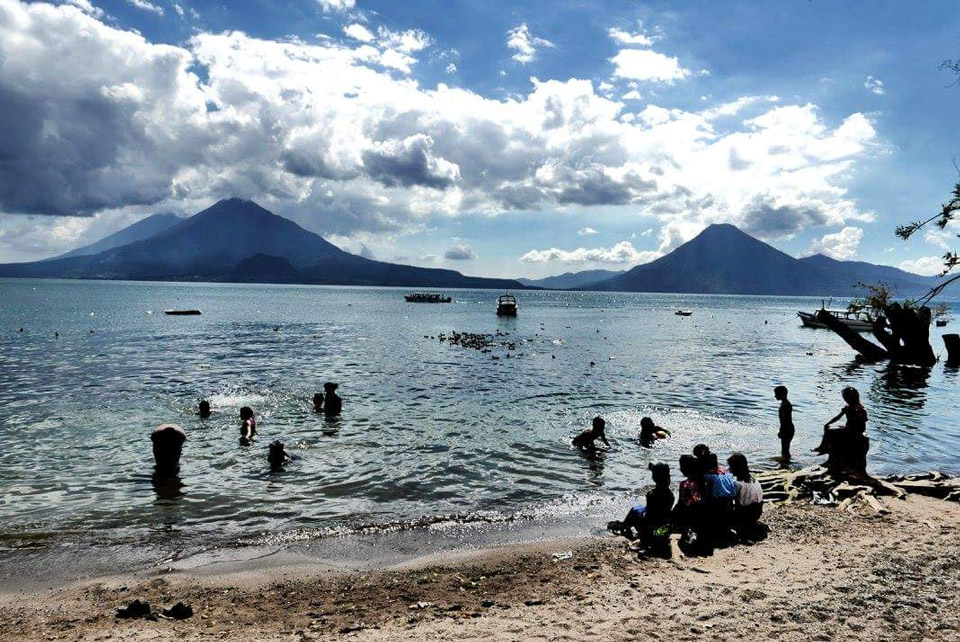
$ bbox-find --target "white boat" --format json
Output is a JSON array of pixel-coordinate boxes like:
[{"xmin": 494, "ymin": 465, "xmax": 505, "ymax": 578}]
[
  {"xmin": 675, "ymin": 309, "xmax": 693, "ymax": 317},
  {"xmin": 797, "ymin": 308, "xmax": 874, "ymax": 332}
]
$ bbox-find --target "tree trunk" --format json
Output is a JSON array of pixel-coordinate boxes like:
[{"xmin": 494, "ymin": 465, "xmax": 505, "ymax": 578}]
[
  {"xmin": 945, "ymin": 333, "xmax": 960, "ymax": 366},
  {"xmin": 815, "ymin": 310, "xmax": 888, "ymax": 361}
]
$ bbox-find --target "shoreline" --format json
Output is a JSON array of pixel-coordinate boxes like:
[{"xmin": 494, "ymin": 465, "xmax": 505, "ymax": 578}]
[{"xmin": 1, "ymin": 493, "xmax": 957, "ymax": 641}]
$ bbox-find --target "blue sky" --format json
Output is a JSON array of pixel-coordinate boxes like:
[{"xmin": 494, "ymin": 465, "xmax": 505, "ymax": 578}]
[{"xmin": 0, "ymin": 0, "xmax": 958, "ymax": 278}]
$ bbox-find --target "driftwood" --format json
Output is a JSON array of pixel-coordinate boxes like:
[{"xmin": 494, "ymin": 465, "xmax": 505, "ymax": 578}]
[
  {"xmin": 816, "ymin": 304, "xmax": 936, "ymax": 366},
  {"xmin": 756, "ymin": 467, "xmax": 960, "ymax": 509}
]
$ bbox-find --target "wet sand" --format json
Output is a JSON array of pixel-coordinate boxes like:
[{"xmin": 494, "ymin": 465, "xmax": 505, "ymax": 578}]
[{"xmin": 1, "ymin": 494, "xmax": 957, "ymax": 641}]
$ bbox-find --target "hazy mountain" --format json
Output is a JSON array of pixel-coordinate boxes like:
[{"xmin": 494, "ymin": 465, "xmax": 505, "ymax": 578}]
[
  {"xmin": 589, "ymin": 224, "xmax": 937, "ymax": 296},
  {"xmin": 517, "ymin": 269, "xmax": 625, "ymax": 289},
  {"xmin": 56, "ymin": 212, "xmax": 182, "ymax": 259},
  {"xmin": 0, "ymin": 199, "xmax": 524, "ymax": 290}
]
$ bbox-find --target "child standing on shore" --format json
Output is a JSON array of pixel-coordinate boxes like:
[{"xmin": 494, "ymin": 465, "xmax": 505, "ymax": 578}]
[{"xmin": 774, "ymin": 386, "xmax": 794, "ymax": 461}]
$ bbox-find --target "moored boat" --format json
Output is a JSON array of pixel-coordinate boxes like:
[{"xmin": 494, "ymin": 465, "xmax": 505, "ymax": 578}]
[
  {"xmin": 163, "ymin": 309, "xmax": 202, "ymax": 316},
  {"xmin": 404, "ymin": 292, "xmax": 452, "ymax": 303},
  {"xmin": 675, "ymin": 309, "xmax": 693, "ymax": 316},
  {"xmin": 496, "ymin": 293, "xmax": 518, "ymax": 317},
  {"xmin": 798, "ymin": 308, "xmax": 874, "ymax": 332}
]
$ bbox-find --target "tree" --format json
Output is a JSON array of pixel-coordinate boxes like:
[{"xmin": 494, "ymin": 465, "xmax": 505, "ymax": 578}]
[{"xmin": 895, "ymin": 178, "xmax": 959, "ymax": 304}]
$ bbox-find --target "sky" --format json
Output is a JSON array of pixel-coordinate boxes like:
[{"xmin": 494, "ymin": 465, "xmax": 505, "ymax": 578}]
[{"xmin": 0, "ymin": 0, "xmax": 958, "ymax": 278}]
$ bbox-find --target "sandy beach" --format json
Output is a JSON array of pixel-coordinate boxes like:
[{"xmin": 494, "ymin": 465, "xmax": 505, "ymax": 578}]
[{"xmin": 1, "ymin": 493, "xmax": 956, "ymax": 642}]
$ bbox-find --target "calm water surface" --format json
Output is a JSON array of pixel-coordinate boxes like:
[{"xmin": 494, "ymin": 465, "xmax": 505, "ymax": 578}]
[{"xmin": 0, "ymin": 279, "xmax": 957, "ymax": 564}]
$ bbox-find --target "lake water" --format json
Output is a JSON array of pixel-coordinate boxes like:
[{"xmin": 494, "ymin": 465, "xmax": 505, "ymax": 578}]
[{"xmin": 0, "ymin": 279, "xmax": 957, "ymax": 576}]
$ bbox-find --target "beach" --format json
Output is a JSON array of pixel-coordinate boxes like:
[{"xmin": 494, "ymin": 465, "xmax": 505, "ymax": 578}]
[{"xmin": 1, "ymin": 493, "xmax": 956, "ymax": 641}]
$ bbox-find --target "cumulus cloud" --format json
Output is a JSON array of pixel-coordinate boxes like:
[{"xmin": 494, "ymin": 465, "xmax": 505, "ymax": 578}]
[
  {"xmin": 343, "ymin": 23, "xmax": 375, "ymax": 43},
  {"xmin": 808, "ymin": 226, "xmax": 864, "ymax": 260},
  {"xmin": 610, "ymin": 48, "xmax": 690, "ymax": 82},
  {"xmin": 444, "ymin": 244, "xmax": 476, "ymax": 260},
  {"xmin": 507, "ymin": 23, "xmax": 553, "ymax": 64},
  {"xmin": 608, "ymin": 26, "xmax": 653, "ymax": 46},
  {"xmin": 316, "ymin": 0, "xmax": 355, "ymax": 12},
  {"xmin": 864, "ymin": 76, "xmax": 885, "ymax": 96},
  {"xmin": 899, "ymin": 255, "xmax": 945, "ymax": 276},
  {"xmin": 520, "ymin": 241, "xmax": 660, "ymax": 265},
  {"xmin": 65, "ymin": 0, "xmax": 103, "ymax": 17},
  {"xmin": 0, "ymin": 1, "xmax": 880, "ymax": 262},
  {"xmin": 577, "ymin": 226, "xmax": 599, "ymax": 235}
]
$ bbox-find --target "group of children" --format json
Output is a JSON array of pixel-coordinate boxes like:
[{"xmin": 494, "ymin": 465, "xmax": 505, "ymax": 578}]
[
  {"xmin": 595, "ymin": 384, "xmax": 870, "ymax": 557},
  {"xmin": 188, "ymin": 382, "xmax": 343, "ymax": 471},
  {"xmin": 609, "ymin": 445, "xmax": 766, "ymax": 557}
]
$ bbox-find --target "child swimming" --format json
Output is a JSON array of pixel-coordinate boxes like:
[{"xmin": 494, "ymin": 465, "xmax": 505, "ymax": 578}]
[
  {"xmin": 572, "ymin": 416, "xmax": 611, "ymax": 450},
  {"xmin": 239, "ymin": 406, "xmax": 257, "ymax": 444},
  {"xmin": 639, "ymin": 416, "xmax": 671, "ymax": 448}
]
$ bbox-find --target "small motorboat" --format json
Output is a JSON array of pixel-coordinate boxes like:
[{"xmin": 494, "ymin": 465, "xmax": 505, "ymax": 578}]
[
  {"xmin": 404, "ymin": 292, "xmax": 452, "ymax": 303},
  {"xmin": 163, "ymin": 309, "xmax": 202, "ymax": 316},
  {"xmin": 674, "ymin": 310, "xmax": 693, "ymax": 317},
  {"xmin": 798, "ymin": 308, "xmax": 874, "ymax": 332},
  {"xmin": 496, "ymin": 293, "xmax": 518, "ymax": 317},
  {"xmin": 936, "ymin": 318, "xmax": 949, "ymax": 327}
]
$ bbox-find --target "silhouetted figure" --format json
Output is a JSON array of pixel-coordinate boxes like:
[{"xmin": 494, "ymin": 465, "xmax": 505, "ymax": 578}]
[
  {"xmin": 323, "ymin": 382, "xmax": 341, "ymax": 417},
  {"xmin": 609, "ymin": 462, "xmax": 674, "ymax": 558},
  {"xmin": 693, "ymin": 443, "xmax": 712, "ymax": 472},
  {"xmin": 814, "ymin": 386, "xmax": 869, "ymax": 477},
  {"xmin": 312, "ymin": 392, "xmax": 324, "ymax": 413},
  {"xmin": 703, "ymin": 453, "xmax": 738, "ymax": 548},
  {"xmin": 268, "ymin": 440, "xmax": 292, "ymax": 471},
  {"xmin": 639, "ymin": 416, "xmax": 670, "ymax": 448},
  {"xmin": 673, "ymin": 454, "xmax": 709, "ymax": 556},
  {"xmin": 573, "ymin": 416, "xmax": 610, "ymax": 450},
  {"xmin": 198, "ymin": 400, "xmax": 211, "ymax": 419},
  {"xmin": 727, "ymin": 453, "xmax": 766, "ymax": 543},
  {"xmin": 151, "ymin": 424, "xmax": 186, "ymax": 476},
  {"xmin": 239, "ymin": 406, "xmax": 257, "ymax": 445},
  {"xmin": 774, "ymin": 385, "xmax": 794, "ymax": 461}
]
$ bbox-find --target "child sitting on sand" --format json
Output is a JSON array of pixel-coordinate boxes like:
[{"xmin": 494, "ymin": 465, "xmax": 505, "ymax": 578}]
[
  {"xmin": 774, "ymin": 386, "xmax": 794, "ymax": 461},
  {"xmin": 703, "ymin": 452, "xmax": 738, "ymax": 548},
  {"xmin": 673, "ymin": 454, "xmax": 710, "ymax": 556},
  {"xmin": 639, "ymin": 417, "xmax": 671, "ymax": 448},
  {"xmin": 573, "ymin": 416, "xmax": 611, "ymax": 450},
  {"xmin": 608, "ymin": 462, "xmax": 674, "ymax": 557},
  {"xmin": 239, "ymin": 406, "xmax": 257, "ymax": 444},
  {"xmin": 727, "ymin": 452, "xmax": 766, "ymax": 543}
]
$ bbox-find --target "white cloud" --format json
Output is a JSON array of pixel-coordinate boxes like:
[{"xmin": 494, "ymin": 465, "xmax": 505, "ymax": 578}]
[
  {"xmin": 126, "ymin": 0, "xmax": 163, "ymax": 15},
  {"xmin": 0, "ymin": 1, "xmax": 880, "ymax": 263},
  {"xmin": 608, "ymin": 27, "xmax": 653, "ymax": 46},
  {"xmin": 444, "ymin": 244, "xmax": 476, "ymax": 260},
  {"xmin": 520, "ymin": 241, "xmax": 660, "ymax": 265},
  {"xmin": 899, "ymin": 255, "xmax": 945, "ymax": 276},
  {"xmin": 808, "ymin": 226, "xmax": 864, "ymax": 260},
  {"xmin": 610, "ymin": 48, "xmax": 690, "ymax": 82},
  {"xmin": 445, "ymin": 62, "xmax": 457, "ymax": 74},
  {"xmin": 864, "ymin": 76, "xmax": 885, "ymax": 96},
  {"xmin": 507, "ymin": 23, "xmax": 554, "ymax": 64},
  {"xmin": 343, "ymin": 23, "xmax": 375, "ymax": 43},
  {"xmin": 577, "ymin": 226, "xmax": 599, "ymax": 235},
  {"xmin": 316, "ymin": 0, "xmax": 355, "ymax": 12},
  {"xmin": 621, "ymin": 89, "xmax": 643, "ymax": 101},
  {"xmin": 65, "ymin": 0, "xmax": 103, "ymax": 18}
]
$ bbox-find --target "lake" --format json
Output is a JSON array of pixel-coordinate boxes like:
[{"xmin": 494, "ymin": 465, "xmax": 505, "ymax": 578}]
[{"xmin": 0, "ymin": 279, "xmax": 957, "ymax": 575}]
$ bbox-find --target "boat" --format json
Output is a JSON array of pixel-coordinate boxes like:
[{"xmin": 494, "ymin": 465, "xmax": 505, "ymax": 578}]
[
  {"xmin": 936, "ymin": 319, "xmax": 949, "ymax": 327},
  {"xmin": 163, "ymin": 309, "xmax": 202, "ymax": 316},
  {"xmin": 675, "ymin": 310, "xmax": 693, "ymax": 316},
  {"xmin": 496, "ymin": 293, "xmax": 518, "ymax": 317},
  {"xmin": 797, "ymin": 308, "xmax": 874, "ymax": 332},
  {"xmin": 404, "ymin": 292, "xmax": 452, "ymax": 303}
]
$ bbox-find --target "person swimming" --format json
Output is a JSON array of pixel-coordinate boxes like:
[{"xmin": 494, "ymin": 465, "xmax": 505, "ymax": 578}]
[
  {"xmin": 239, "ymin": 406, "xmax": 257, "ymax": 444},
  {"xmin": 312, "ymin": 392, "xmax": 324, "ymax": 413},
  {"xmin": 572, "ymin": 416, "xmax": 611, "ymax": 450},
  {"xmin": 198, "ymin": 400, "xmax": 211, "ymax": 419},
  {"xmin": 323, "ymin": 382, "xmax": 342, "ymax": 417},
  {"xmin": 267, "ymin": 440, "xmax": 292, "ymax": 470},
  {"xmin": 639, "ymin": 417, "xmax": 671, "ymax": 447},
  {"xmin": 151, "ymin": 423, "xmax": 186, "ymax": 476}
]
